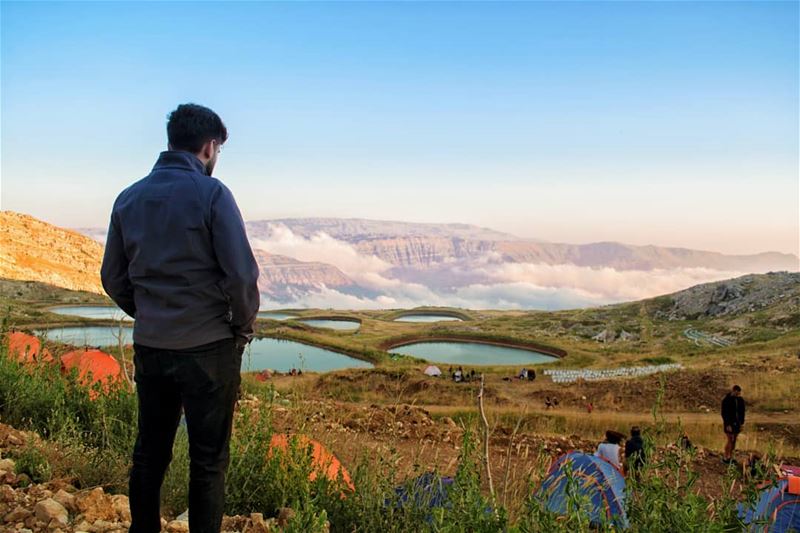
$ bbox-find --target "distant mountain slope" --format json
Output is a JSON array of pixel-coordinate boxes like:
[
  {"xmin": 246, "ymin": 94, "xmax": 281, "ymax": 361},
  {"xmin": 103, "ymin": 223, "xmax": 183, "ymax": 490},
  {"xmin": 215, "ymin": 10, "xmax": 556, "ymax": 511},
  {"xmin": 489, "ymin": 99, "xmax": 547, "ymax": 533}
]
[
  {"xmin": 253, "ymin": 249, "xmax": 360, "ymax": 302},
  {"xmin": 78, "ymin": 217, "xmax": 798, "ymax": 273},
  {"xmin": 0, "ymin": 211, "xmax": 104, "ymax": 294},
  {"xmin": 73, "ymin": 226, "xmax": 107, "ymax": 243},
  {"xmin": 493, "ymin": 241, "xmax": 798, "ymax": 272},
  {"xmin": 246, "ymin": 218, "xmax": 798, "ymax": 272},
  {"xmin": 248, "ymin": 217, "xmax": 521, "ymax": 241},
  {"xmin": 353, "ymin": 237, "xmax": 798, "ymax": 271}
]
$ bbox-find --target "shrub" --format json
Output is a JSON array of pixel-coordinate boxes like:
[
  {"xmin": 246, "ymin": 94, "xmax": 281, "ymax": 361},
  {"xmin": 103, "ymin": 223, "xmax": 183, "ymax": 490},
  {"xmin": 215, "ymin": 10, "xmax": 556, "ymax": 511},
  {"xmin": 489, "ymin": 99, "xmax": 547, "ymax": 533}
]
[
  {"xmin": 639, "ymin": 356, "xmax": 676, "ymax": 365},
  {"xmin": 12, "ymin": 443, "xmax": 52, "ymax": 484}
]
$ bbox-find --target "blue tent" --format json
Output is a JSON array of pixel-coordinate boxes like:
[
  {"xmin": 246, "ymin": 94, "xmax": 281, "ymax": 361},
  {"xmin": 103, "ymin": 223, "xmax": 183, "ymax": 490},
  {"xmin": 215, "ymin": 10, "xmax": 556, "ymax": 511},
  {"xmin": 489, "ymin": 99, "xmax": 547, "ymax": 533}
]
[
  {"xmin": 394, "ymin": 472, "xmax": 454, "ymax": 510},
  {"xmin": 535, "ymin": 451, "xmax": 629, "ymax": 529},
  {"xmin": 738, "ymin": 476, "xmax": 800, "ymax": 532}
]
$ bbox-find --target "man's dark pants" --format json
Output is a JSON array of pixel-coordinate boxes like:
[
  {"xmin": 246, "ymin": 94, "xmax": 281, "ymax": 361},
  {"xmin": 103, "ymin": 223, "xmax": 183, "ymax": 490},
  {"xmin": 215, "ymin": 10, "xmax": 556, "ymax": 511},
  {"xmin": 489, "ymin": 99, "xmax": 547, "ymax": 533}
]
[{"xmin": 129, "ymin": 338, "xmax": 243, "ymax": 533}]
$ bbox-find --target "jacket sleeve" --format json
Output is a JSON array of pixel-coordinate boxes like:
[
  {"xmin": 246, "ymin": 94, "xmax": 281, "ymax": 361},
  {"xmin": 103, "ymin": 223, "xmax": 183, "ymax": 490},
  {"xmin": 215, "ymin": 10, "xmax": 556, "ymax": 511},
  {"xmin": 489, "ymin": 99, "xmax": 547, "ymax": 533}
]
[
  {"xmin": 739, "ymin": 399, "xmax": 745, "ymax": 425},
  {"xmin": 210, "ymin": 183, "xmax": 260, "ymax": 343},
  {"xmin": 100, "ymin": 212, "xmax": 137, "ymax": 318},
  {"xmin": 721, "ymin": 396, "xmax": 730, "ymax": 424}
]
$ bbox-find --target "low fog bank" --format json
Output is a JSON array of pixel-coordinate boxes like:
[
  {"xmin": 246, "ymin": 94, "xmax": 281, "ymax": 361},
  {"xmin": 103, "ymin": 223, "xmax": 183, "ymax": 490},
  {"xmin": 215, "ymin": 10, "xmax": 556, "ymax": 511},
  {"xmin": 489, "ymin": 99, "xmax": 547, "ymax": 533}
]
[{"xmin": 254, "ymin": 226, "xmax": 749, "ymax": 311}]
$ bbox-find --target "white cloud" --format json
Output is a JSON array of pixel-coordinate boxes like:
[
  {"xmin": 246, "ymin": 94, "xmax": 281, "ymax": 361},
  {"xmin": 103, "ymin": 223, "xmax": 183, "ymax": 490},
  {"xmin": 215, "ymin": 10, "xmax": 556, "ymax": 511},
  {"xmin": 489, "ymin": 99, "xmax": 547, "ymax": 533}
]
[
  {"xmin": 252, "ymin": 224, "xmax": 750, "ymax": 310},
  {"xmin": 252, "ymin": 224, "xmax": 392, "ymax": 287},
  {"xmin": 481, "ymin": 263, "xmax": 747, "ymax": 302}
]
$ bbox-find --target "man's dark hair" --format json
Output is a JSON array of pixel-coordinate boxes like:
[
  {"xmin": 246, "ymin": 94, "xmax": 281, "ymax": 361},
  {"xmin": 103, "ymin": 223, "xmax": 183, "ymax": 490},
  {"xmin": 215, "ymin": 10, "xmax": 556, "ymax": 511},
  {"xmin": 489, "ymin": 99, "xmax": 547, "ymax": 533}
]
[
  {"xmin": 630, "ymin": 426, "xmax": 641, "ymax": 437},
  {"xmin": 732, "ymin": 385, "xmax": 742, "ymax": 392},
  {"xmin": 167, "ymin": 103, "xmax": 228, "ymax": 153}
]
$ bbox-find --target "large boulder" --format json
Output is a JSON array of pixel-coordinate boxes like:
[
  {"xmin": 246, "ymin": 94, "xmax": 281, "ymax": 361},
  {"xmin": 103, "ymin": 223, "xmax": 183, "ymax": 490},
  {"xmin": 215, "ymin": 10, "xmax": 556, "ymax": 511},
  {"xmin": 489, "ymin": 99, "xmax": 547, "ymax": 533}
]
[
  {"xmin": 76, "ymin": 487, "xmax": 116, "ymax": 522},
  {"xmin": 0, "ymin": 458, "xmax": 15, "ymax": 473},
  {"xmin": 34, "ymin": 498, "xmax": 68, "ymax": 526},
  {"xmin": 53, "ymin": 489, "xmax": 77, "ymax": 513}
]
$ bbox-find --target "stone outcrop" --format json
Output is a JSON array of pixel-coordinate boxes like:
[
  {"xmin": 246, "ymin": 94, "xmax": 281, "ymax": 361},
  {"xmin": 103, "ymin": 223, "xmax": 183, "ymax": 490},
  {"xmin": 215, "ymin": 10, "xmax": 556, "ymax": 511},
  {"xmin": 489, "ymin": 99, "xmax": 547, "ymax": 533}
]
[{"xmin": 660, "ymin": 272, "xmax": 800, "ymax": 320}]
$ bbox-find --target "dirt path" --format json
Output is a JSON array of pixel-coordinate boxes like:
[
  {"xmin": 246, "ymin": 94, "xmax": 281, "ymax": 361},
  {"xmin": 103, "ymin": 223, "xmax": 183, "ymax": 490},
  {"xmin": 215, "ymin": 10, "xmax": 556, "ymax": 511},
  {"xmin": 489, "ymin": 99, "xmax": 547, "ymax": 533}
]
[{"xmin": 423, "ymin": 404, "xmax": 799, "ymax": 425}]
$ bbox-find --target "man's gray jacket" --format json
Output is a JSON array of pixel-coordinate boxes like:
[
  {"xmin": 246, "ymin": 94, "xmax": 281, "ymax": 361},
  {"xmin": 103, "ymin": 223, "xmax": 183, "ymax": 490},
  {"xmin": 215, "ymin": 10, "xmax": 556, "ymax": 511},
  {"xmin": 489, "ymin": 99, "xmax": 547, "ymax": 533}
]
[{"xmin": 101, "ymin": 150, "xmax": 260, "ymax": 350}]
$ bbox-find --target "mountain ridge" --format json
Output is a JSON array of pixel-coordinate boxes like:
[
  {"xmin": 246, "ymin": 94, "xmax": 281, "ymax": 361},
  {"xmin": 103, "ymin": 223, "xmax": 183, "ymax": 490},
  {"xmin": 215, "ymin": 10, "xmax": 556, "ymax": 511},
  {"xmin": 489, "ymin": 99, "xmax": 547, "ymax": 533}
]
[
  {"xmin": 4, "ymin": 211, "xmax": 797, "ymax": 309},
  {"xmin": 75, "ymin": 216, "xmax": 798, "ymax": 269},
  {"xmin": 245, "ymin": 218, "xmax": 798, "ymax": 272}
]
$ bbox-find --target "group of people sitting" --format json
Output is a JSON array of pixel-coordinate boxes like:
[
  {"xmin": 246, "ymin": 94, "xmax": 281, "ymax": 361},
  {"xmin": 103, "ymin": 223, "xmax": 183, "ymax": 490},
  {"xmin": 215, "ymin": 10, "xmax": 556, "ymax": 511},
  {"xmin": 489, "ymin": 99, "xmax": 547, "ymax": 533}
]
[
  {"xmin": 255, "ymin": 368, "xmax": 303, "ymax": 381},
  {"xmin": 449, "ymin": 366, "xmax": 476, "ymax": 383},
  {"xmin": 594, "ymin": 427, "xmax": 647, "ymax": 476},
  {"xmin": 595, "ymin": 424, "xmax": 774, "ymax": 485}
]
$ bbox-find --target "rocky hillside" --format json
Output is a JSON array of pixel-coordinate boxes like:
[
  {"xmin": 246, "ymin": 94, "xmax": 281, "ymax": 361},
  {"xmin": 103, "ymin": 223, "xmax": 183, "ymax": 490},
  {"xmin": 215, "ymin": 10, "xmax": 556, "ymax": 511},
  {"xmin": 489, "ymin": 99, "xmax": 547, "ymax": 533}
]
[
  {"xmin": 0, "ymin": 211, "xmax": 104, "ymax": 295},
  {"xmin": 657, "ymin": 271, "xmax": 800, "ymax": 321}
]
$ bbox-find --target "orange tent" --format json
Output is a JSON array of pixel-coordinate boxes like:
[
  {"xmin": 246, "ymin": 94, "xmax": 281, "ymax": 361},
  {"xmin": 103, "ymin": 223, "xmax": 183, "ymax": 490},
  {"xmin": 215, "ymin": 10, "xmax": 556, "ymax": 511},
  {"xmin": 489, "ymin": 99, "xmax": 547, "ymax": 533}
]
[
  {"xmin": 60, "ymin": 349, "xmax": 123, "ymax": 397},
  {"xmin": 5, "ymin": 332, "xmax": 54, "ymax": 364},
  {"xmin": 269, "ymin": 434, "xmax": 354, "ymax": 491},
  {"xmin": 255, "ymin": 369, "xmax": 273, "ymax": 382}
]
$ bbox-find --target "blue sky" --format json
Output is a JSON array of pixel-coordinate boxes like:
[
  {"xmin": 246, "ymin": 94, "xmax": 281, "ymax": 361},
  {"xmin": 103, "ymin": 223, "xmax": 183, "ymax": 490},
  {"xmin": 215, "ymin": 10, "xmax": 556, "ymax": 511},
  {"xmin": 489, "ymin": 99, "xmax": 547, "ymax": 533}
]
[{"xmin": 1, "ymin": 1, "xmax": 798, "ymax": 255}]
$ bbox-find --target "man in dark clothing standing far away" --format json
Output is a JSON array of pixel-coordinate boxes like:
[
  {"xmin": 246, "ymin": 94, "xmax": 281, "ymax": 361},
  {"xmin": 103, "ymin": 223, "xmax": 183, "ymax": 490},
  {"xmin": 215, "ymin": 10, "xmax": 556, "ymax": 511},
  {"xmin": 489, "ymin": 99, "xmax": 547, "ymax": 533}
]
[
  {"xmin": 101, "ymin": 103, "xmax": 260, "ymax": 533},
  {"xmin": 721, "ymin": 385, "xmax": 746, "ymax": 464}
]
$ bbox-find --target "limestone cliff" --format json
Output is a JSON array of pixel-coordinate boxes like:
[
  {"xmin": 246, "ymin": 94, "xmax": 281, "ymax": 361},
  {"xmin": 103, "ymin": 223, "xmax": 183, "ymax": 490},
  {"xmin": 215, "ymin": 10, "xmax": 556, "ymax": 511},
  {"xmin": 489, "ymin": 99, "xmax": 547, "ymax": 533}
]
[{"xmin": 253, "ymin": 249, "xmax": 359, "ymax": 302}]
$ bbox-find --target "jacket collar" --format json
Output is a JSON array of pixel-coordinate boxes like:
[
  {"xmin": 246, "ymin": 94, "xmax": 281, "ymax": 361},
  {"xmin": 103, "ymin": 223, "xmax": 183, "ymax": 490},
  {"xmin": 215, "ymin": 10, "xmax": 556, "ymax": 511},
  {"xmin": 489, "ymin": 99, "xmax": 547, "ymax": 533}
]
[{"xmin": 153, "ymin": 150, "xmax": 207, "ymax": 175}]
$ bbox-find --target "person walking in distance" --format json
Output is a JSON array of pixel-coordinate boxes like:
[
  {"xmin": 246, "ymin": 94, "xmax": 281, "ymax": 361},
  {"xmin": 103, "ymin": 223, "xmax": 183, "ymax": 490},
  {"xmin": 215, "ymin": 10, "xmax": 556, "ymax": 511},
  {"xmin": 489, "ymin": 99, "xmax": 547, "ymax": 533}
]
[
  {"xmin": 721, "ymin": 385, "xmax": 745, "ymax": 464},
  {"xmin": 101, "ymin": 104, "xmax": 260, "ymax": 533}
]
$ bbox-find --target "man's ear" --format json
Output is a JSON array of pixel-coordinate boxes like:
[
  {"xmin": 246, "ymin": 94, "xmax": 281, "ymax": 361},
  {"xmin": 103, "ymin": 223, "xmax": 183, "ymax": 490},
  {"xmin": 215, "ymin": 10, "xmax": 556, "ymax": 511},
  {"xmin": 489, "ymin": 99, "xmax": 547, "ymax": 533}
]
[{"xmin": 199, "ymin": 139, "xmax": 214, "ymax": 162}]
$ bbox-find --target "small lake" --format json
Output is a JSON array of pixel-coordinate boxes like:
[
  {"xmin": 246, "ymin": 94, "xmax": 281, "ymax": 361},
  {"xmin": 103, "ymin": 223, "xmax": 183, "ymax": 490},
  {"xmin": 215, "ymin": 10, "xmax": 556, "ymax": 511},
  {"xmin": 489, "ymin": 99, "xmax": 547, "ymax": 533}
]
[
  {"xmin": 48, "ymin": 305, "xmax": 133, "ymax": 321},
  {"xmin": 36, "ymin": 326, "xmax": 133, "ymax": 347},
  {"xmin": 388, "ymin": 341, "xmax": 556, "ymax": 366},
  {"xmin": 243, "ymin": 338, "xmax": 373, "ymax": 372},
  {"xmin": 299, "ymin": 319, "xmax": 360, "ymax": 331},
  {"xmin": 394, "ymin": 314, "xmax": 463, "ymax": 323},
  {"xmin": 257, "ymin": 311, "xmax": 296, "ymax": 320}
]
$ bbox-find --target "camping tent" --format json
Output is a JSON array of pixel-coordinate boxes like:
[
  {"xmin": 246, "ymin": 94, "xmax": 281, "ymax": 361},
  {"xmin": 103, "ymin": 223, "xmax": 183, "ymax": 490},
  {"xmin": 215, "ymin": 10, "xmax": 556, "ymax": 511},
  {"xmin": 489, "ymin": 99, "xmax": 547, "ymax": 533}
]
[
  {"xmin": 394, "ymin": 472, "xmax": 453, "ymax": 510},
  {"xmin": 60, "ymin": 349, "xmax": 123, "ymax": 397},
  {"xmin": 423, "ymin": 365, "xmax": 442, "ymax": 377},
  {"xmin": 535, "ymin": 451, "xmax": 629, "ymax": 529},
  {"xmin": 255, "ymin": 369, "xmax": 273, "ymax": 382},
  {"xmin": 782, "ymin": 465, "xmax": 800, "ymax": 477},
  {"xmin": 5, "ymin": 332, "xmax": 53, "ymax": 364},
  {"xmin": 268, "ymin": 434, "xmax": 354, "ymax": 491},
  {"xmin": 738, "ymin": 476, "xmax": 800, "ymax": 532}
]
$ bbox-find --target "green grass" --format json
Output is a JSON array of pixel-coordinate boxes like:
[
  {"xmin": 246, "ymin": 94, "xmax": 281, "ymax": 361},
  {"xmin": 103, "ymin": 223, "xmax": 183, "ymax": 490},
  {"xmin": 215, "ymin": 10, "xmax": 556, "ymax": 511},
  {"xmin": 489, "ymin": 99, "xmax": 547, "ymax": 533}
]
[
  {"xmin": 0, "ymin": 322, "xmax": 779, "ymax": 532},
  {"xmin": 2, "ymin": 276, "xmax": 798, "ymax": 531}
]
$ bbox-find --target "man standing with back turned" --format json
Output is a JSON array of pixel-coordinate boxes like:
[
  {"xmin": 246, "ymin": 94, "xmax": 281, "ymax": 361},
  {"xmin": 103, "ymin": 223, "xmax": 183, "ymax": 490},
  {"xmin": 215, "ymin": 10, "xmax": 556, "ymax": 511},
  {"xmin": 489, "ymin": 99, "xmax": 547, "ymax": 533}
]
[{"xmin": 101, "ymin": 104, "xmax": 260, "ymax": 533}]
